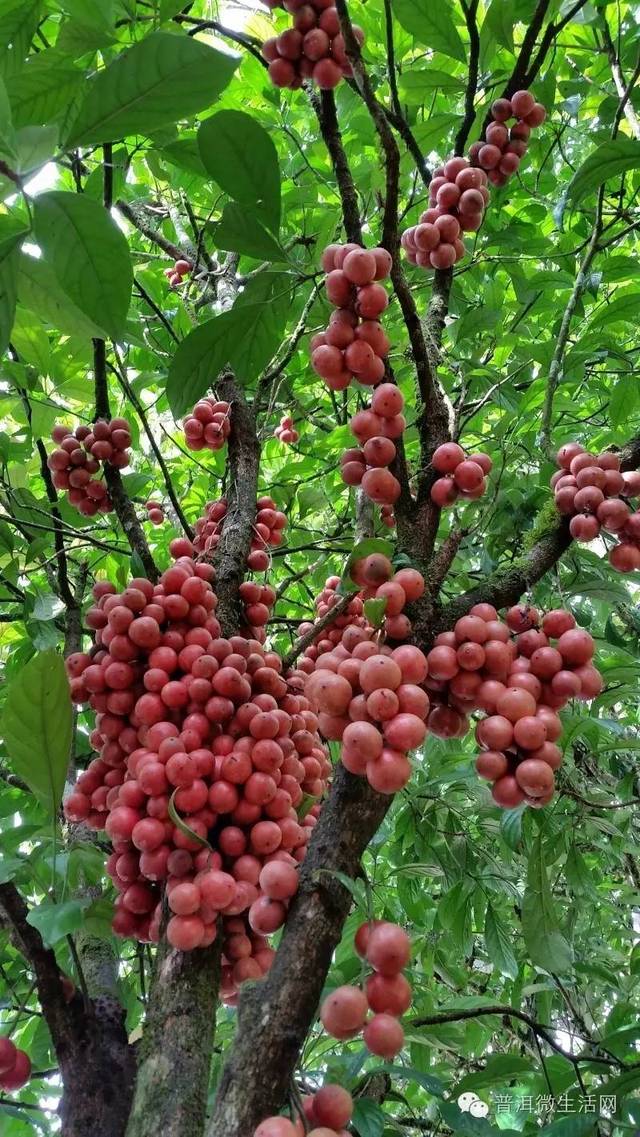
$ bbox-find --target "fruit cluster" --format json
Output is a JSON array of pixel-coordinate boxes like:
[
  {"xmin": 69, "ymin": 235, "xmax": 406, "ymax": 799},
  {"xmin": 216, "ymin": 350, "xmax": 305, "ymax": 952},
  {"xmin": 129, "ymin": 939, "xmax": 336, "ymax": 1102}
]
[
  {"xmin": 183, "ymin": 398, "xmax": 231, "ymax": 453},
  {"xmin": 274, "ymin": 414, "xmax": 299, "ymax": 445},
  {"xmin": 146, "ymin": 500, "xmax": 164, "ymax": 526},
  {"xmin": 552, "ymin": 442, "xmax": 640, "ymax": 573},
  {"xmin": 469, "ymin": 90, "xmax": 546, "ymax": 187},
  {"xmin": 261, "ymin": 2, "xmax": 364, "ymax": 92},
  {"xmin": 320, "ymin": 921, "xmax": 411, "ymax": 1058},
  {"xmin": 48, "ymin": 419, "xmax": 131, "ymax": 516},
  {"xmin": 341, "ymin": 384, "xmax": 406, "ymax": 508},
  {"xmin": 402, "ymin": 90, "xmax": 546, "ymax": 270},
  {"xmin": 306, "ymin": 556, "xmax": 429, "ymax": 793},
  {"xmin": 430, "ymin": 442, "xmax": 492, "ymax": 507},
  {"xmin": 63, "ymin": 562, "xmax": 331, "ymax": 967},
  {"xmin": 191, "ymin": 495, "xmax": 286, "ymax": 569},
  {"xmin": 311, "ymin": 244, "xmax": 391, "ymax": 391},
  {"xmin": 255, "ymin": 1083, "xmax": 354, "ymax": 1137},
  {"xmin": 164, "ymin": 258, "xmax": 192, "ymax": 289},
  {"xmin": 423, "ymin": 604, "xmax": 602, "ymax": 808},
  {"xmin": 0, "ymin": 1038, "xmax": 31, "ymax": 1093},
  {"xmin": 402, "ymin": 158, "xmax": 487, "ymax": 269}
]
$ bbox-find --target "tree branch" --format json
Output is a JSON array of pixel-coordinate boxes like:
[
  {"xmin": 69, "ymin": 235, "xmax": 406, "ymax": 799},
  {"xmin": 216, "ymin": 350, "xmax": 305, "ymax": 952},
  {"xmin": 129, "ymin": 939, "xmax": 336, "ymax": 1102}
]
[{"xmin": 454, "ymin": 0, "xmax": 480, "ymax": 156}]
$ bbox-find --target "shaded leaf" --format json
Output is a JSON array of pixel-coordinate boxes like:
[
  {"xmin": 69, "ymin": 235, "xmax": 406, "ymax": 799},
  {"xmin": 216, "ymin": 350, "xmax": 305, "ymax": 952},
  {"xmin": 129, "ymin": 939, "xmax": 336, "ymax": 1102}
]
[
  {"xmin": 2, "ymin": 650, "xmax": 72, "ymax": 819},
  {"xmin": 567, "ymin": 139, "xmax": 640, "ymax": 205},
  {"xmin": 65, "ymin": 31, "xmax": 238, "ymax": 146},
  {"xmin": 393, "ymin": 0, "xmax": 466, "ymax": 61},
  {"xmin": 522, "ymin": 833, "xmax": 573, "ymax": 974},
  {"xmin": 198, "ymin": 110, "xmax": 281, "ymax": 231}
]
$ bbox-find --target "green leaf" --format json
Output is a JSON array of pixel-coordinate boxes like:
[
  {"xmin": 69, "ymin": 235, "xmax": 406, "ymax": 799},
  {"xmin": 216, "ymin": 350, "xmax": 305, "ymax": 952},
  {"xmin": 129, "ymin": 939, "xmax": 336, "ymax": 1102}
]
[
  {"xmin": 522, "ymin": 833, "xmax": 573, "ymax": 974},
  {"xmin": 500, "ymin": 806, "xmax": 524, "ymax": 851},
  {"xmin": 8, "ymin": 53, "xmax": 82, "ymax": 129},
  {"xmin": 2, "ymin": 650, "xmax": 72, "ymax": 819},
  {"xmin": 351, "ymin": 1099, "xmax": 386, "ymax": 1137},
  {"xmin": 166, "ymin": 280, "xmax": 287, "ymax": 416},
  {"xmin": 65, "ymin": 31, "xmax": 238, "ymax": 147},
  {"xmin": 0, "ymin": 0, "xmax": 41, "ymax": 79},
  {"xmin": 168, "ymin": 789, "xmax": 212, "ymax": 850},
  {"xmin": 0, "ymin": 855, "xmax": 25, "ymax": 883},
  {"xmin": 566, "ymin": 139, "xmax": 640, "ymax": 205},
  {"xmin": 610, "ymin": 376, "xmax": 640, "ymax": 428},
  {"xmin": 14, "ymin": 123, "xmax": 58, "ymax": 176},
  {"xmin": 34, "ymin": 191, "xmax": 132, "ymax": 340},
  {"xmin": 363, "ymin": 597, "xmax": 387, "ymax": 629},
  {"xmin": 392, "ymin": 0, "xmax": 466, "ymax": 61},
  {"xmin": 590, "ymin": 291, "xmax": 640, "ymax": 328},
  {"xmin": 484, "ymin": 0, "xmax": 515, "ymax": 51},
  {"xmin": 484, "ymin": 902, "xmax": 519, "ymax": 979},
  {"xmin": 538, "ymin": 1116, "xmax": 597, "ymax": 1137},
  {"xmin": 26, "ymin": 898, "xmax": 90, "ymax": 946},
  {"xmin": 17, "ymin": 252, "xmax": 107, "ymax": 340},
  {"xmin": 198, "ymin": 110, "xmax": 281, "ymax": 231},
  {"xmin": 214, "ymin": 202, "xmax": 286, "ymax": 262},
  {"xmin": 382, "ymin": 1064, "xmax": 444, "ymax": 1096},
  {"xmin": 0, "ymin": 215, "xmax": 27, "ymax": 354}
]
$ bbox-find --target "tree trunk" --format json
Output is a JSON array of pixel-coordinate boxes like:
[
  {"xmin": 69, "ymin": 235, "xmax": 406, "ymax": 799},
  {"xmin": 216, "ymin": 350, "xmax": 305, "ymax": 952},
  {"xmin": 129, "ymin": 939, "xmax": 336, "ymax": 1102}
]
[{"xmin": 206, "ymin": 763, "xmax": 391, "ymax": 1137}]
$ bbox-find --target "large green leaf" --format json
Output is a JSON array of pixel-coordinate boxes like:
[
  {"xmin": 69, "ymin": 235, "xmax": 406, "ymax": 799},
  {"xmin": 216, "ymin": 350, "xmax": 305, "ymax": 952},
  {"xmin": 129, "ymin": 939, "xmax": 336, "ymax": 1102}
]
[
  {"xmin": 0, "ymin": 215, "xmax": 28, "ymax": 354},
  {"xmin": 64, "ymin": 31, "xmax": 238, "ymax": 147},
  {"xmin": 8, "ymin": 52, "xmax": 82, "ymax": 129},
  {"xmin": 2, "ymin": 650, "xmax": 72, "ymax": 820},
  {"xmin": 26, "ymin": 898, "xmax": 90, "ymax": 945},
  {"xmin": 17, "ymin": 252, "xmax": 107, "ymax": 340},
  {"xmin": 198, "ymin": 110, "xmax": 281, "ymax": 232},
  {"xmin": 214, "ymin": 202, "xmax": 286, "ymax": 262},
  {"xmin": 522, "ymin": 834, "xmax": 573, "ymax": 974},
  {"xmin": 0, "ymin": 0, "xmax": 41, "ymax": 79},
  {"xmin": 34, "ymin": 191, "xmax": 132, "ymax": 340},
  {"xmin": 392, "ymin": 0, "xmax": 466, "ymax": 61},
  {"xmin": 566, "ymin": 139, "xmax": 640, "ymax": 205},
  {"xmin": 166, "ymin": 276, "xmax": 288, "ymax": 416},
  {"xmin": 484, "ymin": 902, "xmax": 519, "ymax": 979}
]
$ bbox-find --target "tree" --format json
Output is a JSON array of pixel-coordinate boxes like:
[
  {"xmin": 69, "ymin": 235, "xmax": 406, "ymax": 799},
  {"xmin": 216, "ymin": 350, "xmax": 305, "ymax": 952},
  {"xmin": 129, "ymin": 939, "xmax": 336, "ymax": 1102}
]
[{"xmin": 0, "ymin": 1, "xmax": 639, "ymax": 1135}]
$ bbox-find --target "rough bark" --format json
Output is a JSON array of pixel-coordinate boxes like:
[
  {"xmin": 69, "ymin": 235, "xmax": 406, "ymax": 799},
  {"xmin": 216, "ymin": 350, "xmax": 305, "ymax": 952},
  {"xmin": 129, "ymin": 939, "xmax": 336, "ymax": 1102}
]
[
  {"xmin": 124, "ymin": 940, "xmax": 221, "ymax": 1137},
  {"xmin": 206, "ymin": 764, "xmax": 391, "ymax": 1137},
  {"xmin": 0, "ymin": 882, "xmax": 134, "ymax": 1137}
]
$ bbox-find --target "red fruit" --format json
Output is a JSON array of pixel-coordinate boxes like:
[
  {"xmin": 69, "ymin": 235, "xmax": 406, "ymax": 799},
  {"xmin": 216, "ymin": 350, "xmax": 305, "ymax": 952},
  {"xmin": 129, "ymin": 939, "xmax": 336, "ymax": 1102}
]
[
  {"xmin": 313, "ymin": 58, "xmax": 343, "ymax": 89},
  {"xmin": 363, "ymin": 1013, "xmax": 404, "ymax": 1058},
  {"xmin": 254, "ymin": 1119, "xmax": 299, "ymax": 1137},
  {"xmin": 491, "ymin": 97, "xmax": 512, "ymax": 121},
  {"xmin": 511, "ymin": 90, "xmax": 536, "ymax": 118},
  {"xmin": 557, "ymin": 628, "xmax": 594, "ymax": 666},
  {"xmin": 609, "ymin": 543, "xmax": 640, "ymax": 572},
  {"xmin": 476, "ymin": 715, "xmax": 513, "ymax": 750},
  {"xmin": 496, "ymin": 687, "xmax": 537, "ymax": 722},
  {"xmin": 371, "ymin": 383, "xmax": 404, "ymax": 417},
  {"xmin": 431, "ymin": 476, "xmax": 457, "ymax": 506},
  {"xmin": 0, "ymin": 1038, "xmax": 17, "ymax": 1075},
  {"xmin": 430, "ymin": 243, "xmax": 456, "ymax": 269},
  {"xmin": 475, "ymin": 751, "xmax": 508, "ymax": 780},
  {"xmin": 432, "ymin": 442, "xmax": 464, "ymax": 473},
  {"xmin": 313, "ymin": 1085, "xmax": 353, "ymax": 1129},
  {"xmin": 365, "ymin": 971, "xmax": 412, "ymax": 1015},
  {"xmin": 506, "ymin": 605, "xmax": 538, "ymax": 633},
  {"xmin": 383, "ymin": 713, "xmax": 426, "ymax": 751},
  {"xmin": 320, "ymin": 985, "xmax": 368, "ymax": 1039},
  {"xmin": 167, "ymin": 914, "xmax": 205, "ymax": 950},
  {"xmin": 343, "ymin": 248, "xmax": 377, "ymax": 285},
  {"xmin": 0, "ymin": 1048, "xmax": 30, "ymax": 1091},
  {"xmin": 361, "ymin": 468, "xmax": 401, "ymax": 505},
  {"xmin": 363, "ymin": 436, "xmax": 396, "ymax": 467},
  {"xmin": 515, "ymin": 758, "xmax": 554, "ymax": 797},
  {"xmin": 541, "ymin": 609, "xmax": 576, "ymax": 638},
  {"xmin": 366, "ymin": 922, "xmax": 411, "ymax": 974},
  {"xmin": 354, "ymin": 920, "xmax": 383, "ymax": 958},
  {"xmin": 357, "ymin": 283, "xmax": 389, "ymax": 319},
  {"xmin": 491, "ymin": 776, "xmax": 525, "ymax": 808}
]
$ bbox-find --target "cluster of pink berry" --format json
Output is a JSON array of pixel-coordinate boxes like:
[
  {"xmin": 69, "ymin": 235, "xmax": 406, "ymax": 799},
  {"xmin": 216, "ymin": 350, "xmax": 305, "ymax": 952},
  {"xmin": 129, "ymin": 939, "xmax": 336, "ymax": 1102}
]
[
  {"xmin": 402, "ymin": 90, "xmax": 546, "ymax": 270},
  {"xmin": 183, "ymin": 398, "xmax": 231, "ymax": 453},
  {"xmin": 255, "ymin": 1082, "xmax": 354, "ymax": 1137},
  {"xmin": 341, "ymin": 384, "xmax": 406, "ymax": 509},
  {"xmin": 63, "ymin": 564, "xmax": 331, "ymax": 970},
  {"xmin": 401, "ymin": 159, "xmax": 488, "ymax": 269},
  {"xmin": 48, "ymin": 418, "xmax": 131, "ymax": 516},
  {"xmin": 429, "ymin": 441, "xmax": 492, "ymax": 507},
  {"xmin": 320, "ymin": 921, "xmax": 411, "ymax": 1058},
  {"xmin": 261, "ymin": 1, "xmax": 364, "ymax": 92},
  {"xmin": 164, "ymin": 258, "xmax": 192, "ymax": 289},
  {"xmin": 552, "ymin": 442, "xmax": 640, "ymax": 573},
  {"xmin": 311, "ymin": 244, "xmax": 392, "ymax": 391},
  {"xmin": 469, "ymin": 90, "xmax": 546, "ymax": 187},
  {"xmin": 191, "ymin": 496, "xmax": 287, "ymax": 569},
  {"xmin": 145, "ymin": 500, "xmax": 164, "ymax": 526},
  {"xmin": 0, "ymin": 1038, "xmax": 31, "ymax": 1093},
  {"xmin": 423, "ymin": 604, "xmax": 601, "ymax": 808},
  {"xmin": 304, "ymin": 555, "xmax": 428, "ymax": 793},
  {"xmin": 274, "ymin": 414, "xmax": 299, "ymax": 445}
]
